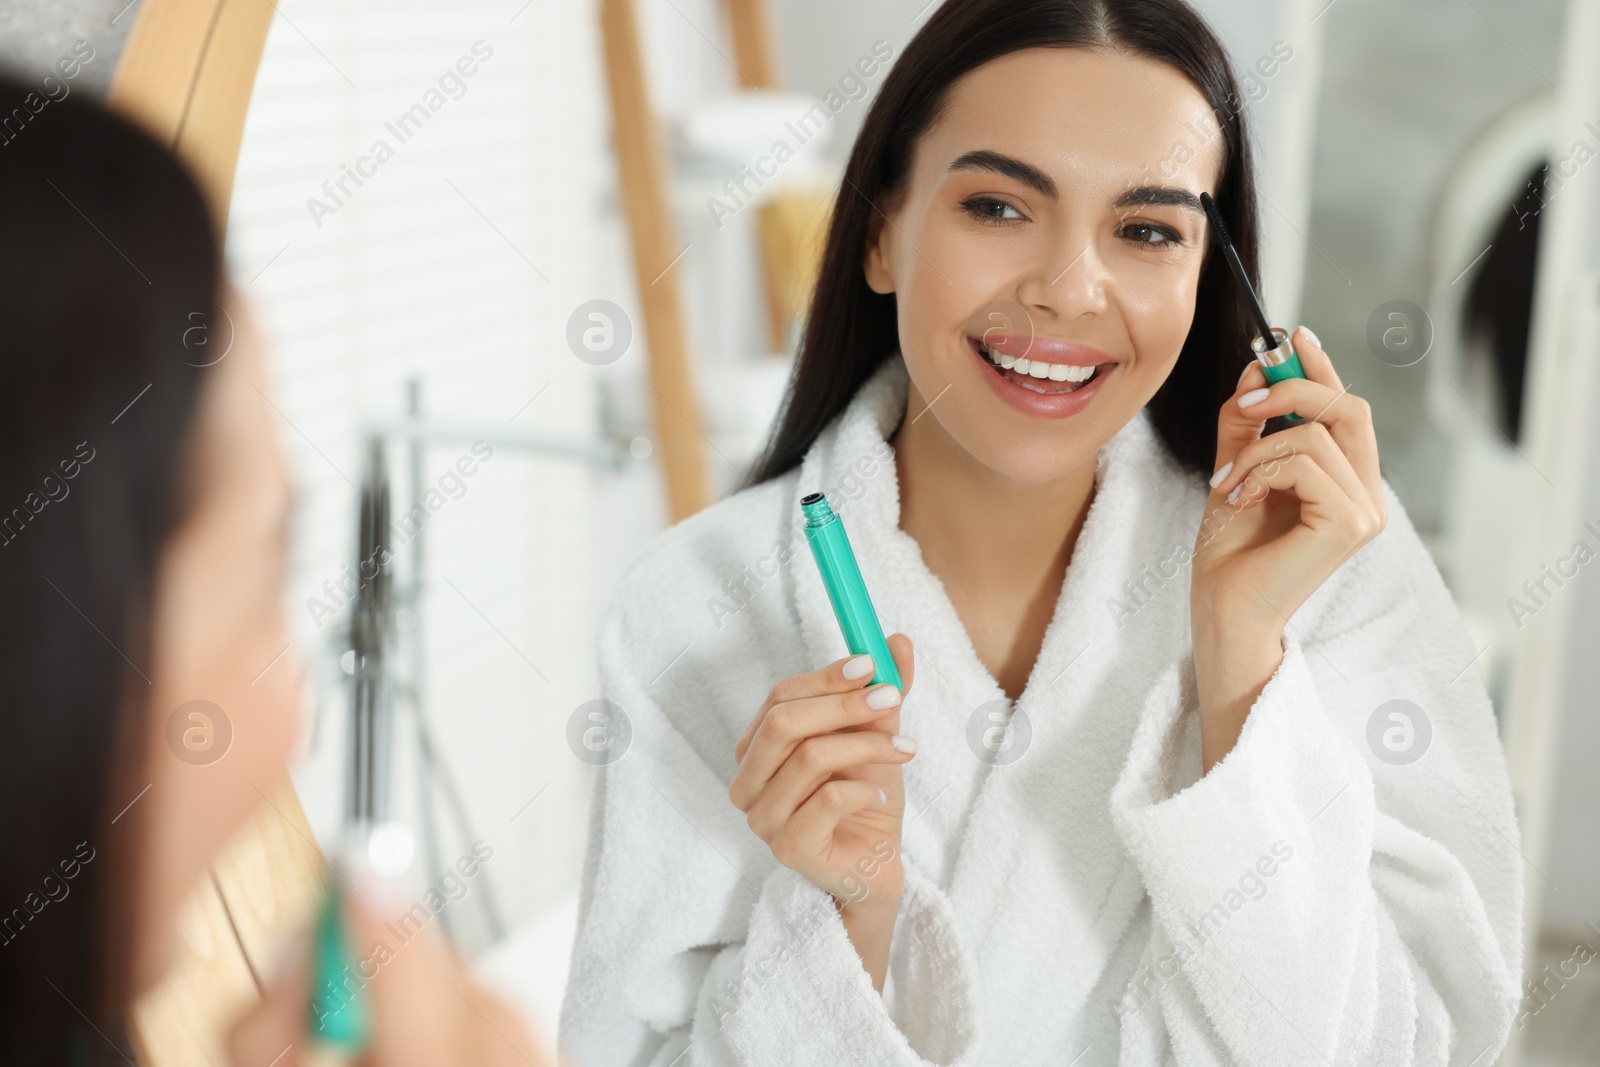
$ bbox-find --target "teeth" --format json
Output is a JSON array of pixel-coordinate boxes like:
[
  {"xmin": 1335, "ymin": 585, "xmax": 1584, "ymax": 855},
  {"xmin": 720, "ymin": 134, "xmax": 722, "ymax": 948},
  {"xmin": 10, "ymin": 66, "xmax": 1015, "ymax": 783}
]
[{"xmin": 978, "ymin": 341, "xmax": 1100, "ymax": 386}]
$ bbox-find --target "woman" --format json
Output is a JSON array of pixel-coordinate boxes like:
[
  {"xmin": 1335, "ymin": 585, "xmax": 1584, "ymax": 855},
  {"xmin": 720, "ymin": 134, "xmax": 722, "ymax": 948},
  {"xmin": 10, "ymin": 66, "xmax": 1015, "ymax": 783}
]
[
  {"xmin": 560, "ymin": 1, "xmax": 1523, "ymax": 1064},
  {"xmin": 0, "ymin": 72, "xmax": 545, "ymax": 1065}
]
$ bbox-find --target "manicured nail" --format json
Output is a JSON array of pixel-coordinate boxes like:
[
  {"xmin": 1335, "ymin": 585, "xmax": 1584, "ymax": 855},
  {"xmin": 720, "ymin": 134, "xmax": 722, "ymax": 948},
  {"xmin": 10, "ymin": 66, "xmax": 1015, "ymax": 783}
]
[
  {"xmin": 891, "ymin": 735, "xmax": 917, "ymax": 754},
  {"xmin": 1300, "ymin": 325, "xmax": 1321, "ymax": 348},
  {"xmin": 1208, "ymin": 460, "xmax": 1233, "ymax": 488},
  {"xmin": 865, "ymin": 685, "xmax": 901, "ymax": 710},
  {"xmin": 843, "ymin": 654, "xmax": 875, "ymax": 680},
  {"xmin": 1227, "ymin": 482, "xmax": 1244, "ymax": 505},
  {"xmin": 876, "ymin": 786, "xmax": 887, "ymax": 806},
  {"xmin": 1238, "ymin": 387, "xmax": 1271, "ymax": 409}
]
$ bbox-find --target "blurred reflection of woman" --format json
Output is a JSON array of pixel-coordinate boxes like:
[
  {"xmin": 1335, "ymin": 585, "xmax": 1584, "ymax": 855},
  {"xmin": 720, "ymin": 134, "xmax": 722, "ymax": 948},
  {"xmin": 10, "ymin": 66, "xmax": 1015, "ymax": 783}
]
[{"xmin": 0, "ymin": 73, "xmax": 547, "ymax": 1066}]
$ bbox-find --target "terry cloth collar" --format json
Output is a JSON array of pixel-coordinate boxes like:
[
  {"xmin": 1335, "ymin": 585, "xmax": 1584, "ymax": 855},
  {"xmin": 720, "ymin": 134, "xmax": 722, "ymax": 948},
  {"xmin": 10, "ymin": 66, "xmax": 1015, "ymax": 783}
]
[{"xmin": 786, "ymin": 348, "xmax": 1188, "ymax": 693}]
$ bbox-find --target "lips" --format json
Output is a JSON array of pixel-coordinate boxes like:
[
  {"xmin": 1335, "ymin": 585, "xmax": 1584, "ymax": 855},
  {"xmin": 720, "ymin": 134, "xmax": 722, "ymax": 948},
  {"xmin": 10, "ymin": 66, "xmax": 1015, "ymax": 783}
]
[{"xmin": 966, "ymin": 334, "xmax": 1118, "ymax": 418}]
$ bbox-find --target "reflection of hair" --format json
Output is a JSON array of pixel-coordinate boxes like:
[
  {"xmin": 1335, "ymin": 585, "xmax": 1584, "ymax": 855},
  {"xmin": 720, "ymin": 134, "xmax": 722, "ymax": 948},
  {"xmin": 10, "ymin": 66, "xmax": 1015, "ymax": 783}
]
[
  {"xmin": 749, "ymin": 0, "xmax": 1262, "ymax": 483},
  {"xmin": 0, "ymin": 70, "xmax": 219, "ymax": 1056},
  {"xmin": 1462, "ymin": 161, "xmax": 1541, "ymax": 444}
]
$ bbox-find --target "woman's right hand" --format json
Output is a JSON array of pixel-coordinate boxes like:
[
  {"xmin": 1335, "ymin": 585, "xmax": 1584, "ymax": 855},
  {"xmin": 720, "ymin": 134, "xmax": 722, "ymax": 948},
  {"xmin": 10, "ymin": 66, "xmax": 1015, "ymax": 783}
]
[
  {"xmin": 227, "ymin": 883, "xmax": 548, "ymax": 1067},
  {"xmin": 728, "ymin": 635, "xmax": 916, "ymax": 987}
]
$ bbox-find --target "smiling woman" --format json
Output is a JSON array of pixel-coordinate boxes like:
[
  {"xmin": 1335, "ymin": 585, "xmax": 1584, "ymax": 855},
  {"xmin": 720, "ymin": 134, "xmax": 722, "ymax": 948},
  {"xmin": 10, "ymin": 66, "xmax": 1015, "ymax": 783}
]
[{"xmin": 560, "ymin": 0, "xmax": 1526, "ymax": 1064}]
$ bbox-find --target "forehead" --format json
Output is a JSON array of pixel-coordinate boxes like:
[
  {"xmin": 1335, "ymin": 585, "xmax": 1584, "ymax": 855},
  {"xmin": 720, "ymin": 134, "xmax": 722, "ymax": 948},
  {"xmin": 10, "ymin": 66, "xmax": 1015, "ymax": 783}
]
[{"xmin": 921, "ymin": 46, "xmax": 1225, "ymax": 193}]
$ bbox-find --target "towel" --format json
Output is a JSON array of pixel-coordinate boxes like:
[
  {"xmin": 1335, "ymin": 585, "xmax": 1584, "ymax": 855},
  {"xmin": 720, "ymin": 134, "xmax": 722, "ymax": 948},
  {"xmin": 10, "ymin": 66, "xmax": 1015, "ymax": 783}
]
[{"xmin": 558, "ymin": 352, "xmax": 1523, "ymax": 1066}]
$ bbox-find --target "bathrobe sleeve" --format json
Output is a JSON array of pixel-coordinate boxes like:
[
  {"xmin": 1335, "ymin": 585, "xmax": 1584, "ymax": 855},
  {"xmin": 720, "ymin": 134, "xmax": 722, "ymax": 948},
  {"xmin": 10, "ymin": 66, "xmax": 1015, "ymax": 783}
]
[
  {"xmin": 557, "ymin": 592, "xmax": 983, "ymax": 1067},
  {"xmin": 1108, "ymin": 484, "xmax": 1524, "ymax": 1066}
]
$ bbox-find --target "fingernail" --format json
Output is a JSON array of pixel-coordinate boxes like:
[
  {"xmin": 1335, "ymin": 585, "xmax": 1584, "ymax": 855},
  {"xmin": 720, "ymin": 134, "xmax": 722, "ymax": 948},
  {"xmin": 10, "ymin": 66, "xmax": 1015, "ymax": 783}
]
[
  {"xmin": 876, "ymin": 787, "xmax": 887, "ymax": 806},
  {"xmin": 891, "ymin": 734, "xmax": 917, "ymax": 754},
  {"xmin": 1238, "ymin": 387, "xmax": 1271, "ymax": 409},
  {"xmin": 843, "ymin": 654, "xmax": 875, "ymax": 680},
  {"xmin": 1208, "ymin": 460, "xmax": 1233, "ymax": 488},
  {"xmin": 1227, "ymin": 482, "xmax": 1244, "ymax": 505},
  {"xmin": 866, "ymin": 684, "xmax": 901, "ymax": 710},
  {"xmin": 1301, "ymin": 325, "xmax": 1321, "ymax": 348},
  {"xmin": 1238, "ymin": 362, "xmax": 1256, "ymax": 383}
]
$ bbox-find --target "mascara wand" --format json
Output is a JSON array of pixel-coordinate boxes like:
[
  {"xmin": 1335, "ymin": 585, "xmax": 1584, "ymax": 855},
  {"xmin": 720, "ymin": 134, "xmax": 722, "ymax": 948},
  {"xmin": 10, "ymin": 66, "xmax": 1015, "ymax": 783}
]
[{"xmin": 1199, "ymin": 191, "xmax": 1306, "ymax": 425}]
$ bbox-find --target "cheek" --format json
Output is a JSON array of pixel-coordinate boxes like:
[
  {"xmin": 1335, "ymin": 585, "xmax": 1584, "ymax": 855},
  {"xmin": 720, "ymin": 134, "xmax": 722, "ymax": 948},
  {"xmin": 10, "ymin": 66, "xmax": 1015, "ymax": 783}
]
[
  {"xmin": 1118, "ymin": 263, "xmax": 1202, "ymax": 367},
  {"xmin": 893, "ymin": 209, "xmax": 1020, "ymax": 338},
  {"xmin": 144, "ymin": 523, "xmax": 301, "ymax": 875}
]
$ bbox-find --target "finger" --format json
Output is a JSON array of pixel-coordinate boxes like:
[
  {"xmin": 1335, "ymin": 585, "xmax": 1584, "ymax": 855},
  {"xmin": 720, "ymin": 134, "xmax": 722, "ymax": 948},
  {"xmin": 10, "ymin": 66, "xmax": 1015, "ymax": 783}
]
[
  {"xmin": 345, "ymin": 884, "xmax": 540, "ymax": 1067},
  {"xmin": 1289, "ymin": 325, "xmax": 1343, "ymax": 391},
  {"xmin": 884, "ymin": 633, "xmax": 915, "ymax": 696},
  {"xmin": 744, "ymin": 732, "xmax": 913, "ymax": 838},
  {"xmin": 227, "ymin": 933, "xmax": 311, "ymax": 1066},
  {"xmin": 1227, "ymin": 374, "xmax": 1381, "ymax": 504},
  {"xmin": 1227, "ymin": 451, "xmax": 1374, "ymax": 570},
  {"xmin": 784, "ymin": 778, "xmax": 887, "ymax": 866},
  {"xmin": 729, "ymin": 682, "xmax": 903, "ymax": 810},
  {"xmin": 1237, "ymin": 359, "xmax": 1265, "ymax": 391},
  {"xmin": 1211, "ymin": 420, "xmax": 1369, "ymax": 515},
  {"xmin": 1213, "ymin": 359, "xmax": 1276, "ymax": 479},
  {"xmin": 735, "ymin": 651, "xmax": 881, "ymax": 763},
  {"xmin": 1212, "ymin": 325, "xmax": 1349, "ymax": 481},
  {"xmin": 347, "ymin": 886, "xmax": 461, "ymax": 1065},
  {"xmin": 1286, "ymin": 326, "xmax": 1383, "ymax": 504}
]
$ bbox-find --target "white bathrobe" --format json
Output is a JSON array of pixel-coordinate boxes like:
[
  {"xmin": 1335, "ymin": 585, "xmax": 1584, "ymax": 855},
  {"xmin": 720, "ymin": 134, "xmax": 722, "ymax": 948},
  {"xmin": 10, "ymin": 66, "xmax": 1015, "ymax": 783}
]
[{"xmin": 559, "ymin": 352, "xmax": 1524, "ymax": 1066}]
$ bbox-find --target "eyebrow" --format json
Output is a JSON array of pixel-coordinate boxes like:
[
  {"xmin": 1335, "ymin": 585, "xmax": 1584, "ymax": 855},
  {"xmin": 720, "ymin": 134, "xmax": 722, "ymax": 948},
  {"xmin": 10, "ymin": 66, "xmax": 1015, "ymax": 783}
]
[
  {"xmin": 947, "ymin": 150, "xmax": 1204, "ymax": 217},
  {"xmin": 1111, "ymin": 185, "xmax": 1206, "ymax": 216},
  {"xmin": 948, "ymin": 150, "xmax": 1057, "ymax": 199}
]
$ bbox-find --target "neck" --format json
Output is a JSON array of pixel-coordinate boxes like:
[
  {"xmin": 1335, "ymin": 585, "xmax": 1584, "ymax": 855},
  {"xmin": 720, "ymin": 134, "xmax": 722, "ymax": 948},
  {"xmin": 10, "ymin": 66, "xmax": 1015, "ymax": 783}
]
[{"xmin": 889, "ymin": 379, "xmax": 1097, "ymax": 669}]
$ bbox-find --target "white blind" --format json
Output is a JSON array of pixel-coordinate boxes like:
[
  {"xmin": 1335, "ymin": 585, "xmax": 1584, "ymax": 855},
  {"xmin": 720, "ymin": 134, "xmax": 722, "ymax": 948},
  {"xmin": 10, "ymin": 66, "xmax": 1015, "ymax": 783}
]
[{"xmin": 228, "ymin": 0, "xmax": 611, "ymax": 956}]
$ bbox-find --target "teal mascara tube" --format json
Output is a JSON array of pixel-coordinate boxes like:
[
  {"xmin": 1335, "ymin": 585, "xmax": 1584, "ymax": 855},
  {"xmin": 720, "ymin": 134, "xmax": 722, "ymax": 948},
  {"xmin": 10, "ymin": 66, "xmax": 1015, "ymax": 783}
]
[{"xmin": 800, "ymin": 492, "xmax": 902, "ymax": 689}]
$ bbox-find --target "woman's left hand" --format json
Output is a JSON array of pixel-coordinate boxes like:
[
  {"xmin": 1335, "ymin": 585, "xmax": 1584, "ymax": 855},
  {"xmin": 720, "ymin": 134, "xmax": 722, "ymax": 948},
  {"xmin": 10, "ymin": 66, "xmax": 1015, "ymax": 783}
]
[{"xmin": 1189, "ymin": 325, "xmax": 1386, "ymax": 771}]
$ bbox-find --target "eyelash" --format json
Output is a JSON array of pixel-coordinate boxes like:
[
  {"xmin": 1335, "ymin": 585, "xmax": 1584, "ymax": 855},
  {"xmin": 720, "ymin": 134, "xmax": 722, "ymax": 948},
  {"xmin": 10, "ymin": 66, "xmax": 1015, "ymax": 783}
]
[
  {"xmin": 958, "ymin": 196, "xmax": 1184, "ymax": 248},
  {"xmin": 961, "ymin": 196, "xmax": 1025, "ymax": 225},
  {"xmin": 1119, "ymin": 221, "xmax": 1184, "ymax": 248}
]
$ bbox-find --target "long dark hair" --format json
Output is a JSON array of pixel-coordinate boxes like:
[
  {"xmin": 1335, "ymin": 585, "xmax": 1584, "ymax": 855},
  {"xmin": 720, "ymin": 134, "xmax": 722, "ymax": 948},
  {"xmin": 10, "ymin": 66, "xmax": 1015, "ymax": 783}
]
[
  {"xmin": 0, "ymin": 70, "xmax": 220, "ymax": 1060},
  {"xmin": 749, "ymin": 0, "xmax": 1260, "ymax": 484}
]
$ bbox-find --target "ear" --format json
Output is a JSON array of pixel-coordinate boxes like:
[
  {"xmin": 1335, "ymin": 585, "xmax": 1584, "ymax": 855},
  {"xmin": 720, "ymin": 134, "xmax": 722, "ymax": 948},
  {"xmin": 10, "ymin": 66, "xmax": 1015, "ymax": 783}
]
[{"xmin": 862, "ymin": 201, "xmax": 896, "ymax": 295}]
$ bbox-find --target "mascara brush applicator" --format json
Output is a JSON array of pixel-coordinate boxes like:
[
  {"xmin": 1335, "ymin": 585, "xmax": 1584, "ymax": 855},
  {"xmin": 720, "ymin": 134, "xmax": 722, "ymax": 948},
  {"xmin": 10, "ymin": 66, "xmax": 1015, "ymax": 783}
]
[{"xmin": 1200, "ymin": 191, "xmax": 1306, "ymax": 427}]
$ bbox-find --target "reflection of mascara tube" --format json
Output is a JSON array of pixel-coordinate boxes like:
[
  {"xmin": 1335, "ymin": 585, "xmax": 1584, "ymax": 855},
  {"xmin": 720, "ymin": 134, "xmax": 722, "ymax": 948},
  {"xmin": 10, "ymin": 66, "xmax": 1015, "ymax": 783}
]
[
  {"xmin": 800, "ymin": 492, "xmax": 902, "ymax": 689},
  {"xmin": 304, "ymin": 879, "xmax": 370, "ymax": 1066}
]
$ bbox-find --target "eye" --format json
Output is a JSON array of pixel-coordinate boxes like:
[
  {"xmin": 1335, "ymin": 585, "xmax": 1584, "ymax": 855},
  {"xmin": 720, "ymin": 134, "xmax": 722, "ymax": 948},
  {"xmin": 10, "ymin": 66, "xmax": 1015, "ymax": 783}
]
[
  {"xmin": 1119, "ymin": 221, "xmax": 1183, "ymax": 247},
  {"xmin": 961, "ymin": 196, "xmax": 1025, "ymax": 226}
]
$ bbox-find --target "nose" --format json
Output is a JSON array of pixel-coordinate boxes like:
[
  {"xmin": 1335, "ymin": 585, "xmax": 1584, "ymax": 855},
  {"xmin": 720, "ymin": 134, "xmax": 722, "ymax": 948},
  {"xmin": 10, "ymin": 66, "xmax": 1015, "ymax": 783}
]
[{"xmin": 1016, "ymin": 235, "xmax": 1110, "ymax": 322}]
